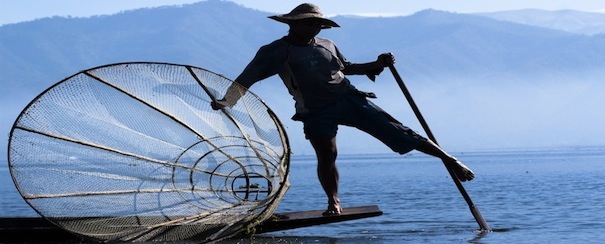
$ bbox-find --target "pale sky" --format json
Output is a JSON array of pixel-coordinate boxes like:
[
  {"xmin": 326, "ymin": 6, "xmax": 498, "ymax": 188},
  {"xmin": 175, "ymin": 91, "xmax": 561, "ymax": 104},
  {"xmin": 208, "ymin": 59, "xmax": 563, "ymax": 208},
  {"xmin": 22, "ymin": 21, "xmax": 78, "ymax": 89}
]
[{"xmin": 2, "ymin": 0, "xmax": 605, "ymax": 26}]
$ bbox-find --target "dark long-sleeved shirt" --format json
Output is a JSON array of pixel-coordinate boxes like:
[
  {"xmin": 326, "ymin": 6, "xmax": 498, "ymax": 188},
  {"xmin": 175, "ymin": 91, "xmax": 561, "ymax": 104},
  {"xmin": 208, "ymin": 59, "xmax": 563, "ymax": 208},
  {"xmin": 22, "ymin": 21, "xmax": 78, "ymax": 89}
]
[{"xmin": 234, "ymin": 37, "xmax": 361, "ymax": 115}]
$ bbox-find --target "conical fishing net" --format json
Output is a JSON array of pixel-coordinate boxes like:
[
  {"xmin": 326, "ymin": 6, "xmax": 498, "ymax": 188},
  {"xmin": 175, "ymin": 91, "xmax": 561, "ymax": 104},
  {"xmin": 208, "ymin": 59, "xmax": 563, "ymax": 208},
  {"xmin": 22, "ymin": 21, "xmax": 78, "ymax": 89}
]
[{"xmin": 8, "ymin": 62, "xmax": 291, "ymax": 242}]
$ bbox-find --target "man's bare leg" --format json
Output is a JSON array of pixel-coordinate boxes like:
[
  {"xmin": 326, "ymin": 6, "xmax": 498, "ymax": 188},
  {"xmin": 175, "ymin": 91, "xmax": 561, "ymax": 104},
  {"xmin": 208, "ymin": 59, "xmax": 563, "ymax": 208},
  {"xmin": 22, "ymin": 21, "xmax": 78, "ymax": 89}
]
[
  {"xmin": 310, "ymin": 136, "xmax": 342, "ymax": 215},
  {"xmin": 415, "ymin": 139, "xmax": 475, "ymax": 181}
]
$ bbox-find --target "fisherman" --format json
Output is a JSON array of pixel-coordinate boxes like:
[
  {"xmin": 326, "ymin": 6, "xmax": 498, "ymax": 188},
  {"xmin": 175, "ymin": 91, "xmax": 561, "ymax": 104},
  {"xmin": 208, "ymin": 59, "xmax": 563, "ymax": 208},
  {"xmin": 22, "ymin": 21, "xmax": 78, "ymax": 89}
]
[{"xmin": 212, "ymin": 3, "xmax": 474, "ymax": 216}]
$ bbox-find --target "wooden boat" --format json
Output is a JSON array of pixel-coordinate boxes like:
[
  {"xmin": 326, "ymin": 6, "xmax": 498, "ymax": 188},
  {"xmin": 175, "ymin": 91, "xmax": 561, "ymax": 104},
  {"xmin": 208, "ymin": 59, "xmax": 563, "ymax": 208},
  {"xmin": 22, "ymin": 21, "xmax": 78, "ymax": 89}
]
[{"xmin": 0, "ymin": 205, "xmax": 382, "ymax": 242}]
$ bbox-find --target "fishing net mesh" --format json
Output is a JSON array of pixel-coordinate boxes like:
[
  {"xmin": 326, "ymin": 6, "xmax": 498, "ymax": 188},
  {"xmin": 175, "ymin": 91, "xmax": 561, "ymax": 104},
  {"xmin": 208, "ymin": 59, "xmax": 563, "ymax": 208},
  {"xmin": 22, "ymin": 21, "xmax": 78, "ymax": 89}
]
[{"xmin": 8, "ymin": 62, "xmax": 290, "ymax": 242}]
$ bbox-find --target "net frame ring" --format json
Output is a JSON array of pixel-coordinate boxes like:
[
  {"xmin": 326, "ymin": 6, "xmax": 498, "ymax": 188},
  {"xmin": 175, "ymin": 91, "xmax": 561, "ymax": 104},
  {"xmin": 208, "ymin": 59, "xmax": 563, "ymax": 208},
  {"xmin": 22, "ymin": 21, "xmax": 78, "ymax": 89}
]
[{"xmin": 7, "ymin": 62, "xmax": 291, "ymax": 242}]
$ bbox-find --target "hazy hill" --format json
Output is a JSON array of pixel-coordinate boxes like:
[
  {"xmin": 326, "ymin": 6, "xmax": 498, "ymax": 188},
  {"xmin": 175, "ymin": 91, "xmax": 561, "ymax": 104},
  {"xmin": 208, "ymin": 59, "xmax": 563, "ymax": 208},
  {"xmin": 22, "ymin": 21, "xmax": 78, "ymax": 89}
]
[
  {"xmin": 475, "ymin": 9, "xmax": 605, "ymax": 35},
  {"xmin": 2, "ymin": 1, "xmax": 604, "ymax": 156},
  {"xmin": 330, "ymin": 10, "xmax": 605, "ymax": 80}
]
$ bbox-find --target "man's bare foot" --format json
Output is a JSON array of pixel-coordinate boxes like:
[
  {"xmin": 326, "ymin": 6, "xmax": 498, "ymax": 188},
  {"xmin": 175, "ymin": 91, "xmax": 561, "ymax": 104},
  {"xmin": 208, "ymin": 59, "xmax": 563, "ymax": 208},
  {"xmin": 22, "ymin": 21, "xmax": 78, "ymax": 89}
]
[
  {"xmin": 322, "ymin": 205, "xmax": 343, "ymax": 216},
  {"xmin": 448, "ymin": 160, "xmax": 475, "ymax": 182}
]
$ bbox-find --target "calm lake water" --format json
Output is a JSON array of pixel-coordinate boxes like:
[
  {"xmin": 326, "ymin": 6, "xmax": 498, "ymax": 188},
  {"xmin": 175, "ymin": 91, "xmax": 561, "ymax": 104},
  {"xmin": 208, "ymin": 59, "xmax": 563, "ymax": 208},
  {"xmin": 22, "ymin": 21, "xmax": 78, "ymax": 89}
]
[{"xmin": 2, "ymin": 147, "xmax": 605, "ymax": 243}]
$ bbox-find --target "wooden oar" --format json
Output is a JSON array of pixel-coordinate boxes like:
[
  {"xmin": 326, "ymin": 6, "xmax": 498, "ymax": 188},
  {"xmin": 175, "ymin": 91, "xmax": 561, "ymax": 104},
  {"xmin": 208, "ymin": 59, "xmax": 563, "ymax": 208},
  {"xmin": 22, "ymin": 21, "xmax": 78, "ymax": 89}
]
[{"xmin": 388, "ymin": 64, "xmax": 490, "ymax": 231}]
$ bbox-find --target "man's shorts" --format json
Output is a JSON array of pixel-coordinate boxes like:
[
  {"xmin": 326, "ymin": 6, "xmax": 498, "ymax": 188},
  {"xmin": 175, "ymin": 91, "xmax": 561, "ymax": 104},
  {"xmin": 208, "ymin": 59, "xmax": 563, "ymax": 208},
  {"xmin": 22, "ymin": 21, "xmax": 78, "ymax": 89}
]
[{"xmin": 296, "ymin": 93, "xmax": 427, "ymax": 154}]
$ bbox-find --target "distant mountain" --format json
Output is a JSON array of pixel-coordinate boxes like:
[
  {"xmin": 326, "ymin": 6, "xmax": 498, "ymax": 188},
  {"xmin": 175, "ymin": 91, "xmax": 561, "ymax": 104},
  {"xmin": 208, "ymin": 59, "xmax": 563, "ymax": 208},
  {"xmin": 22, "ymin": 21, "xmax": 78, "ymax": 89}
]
[
  {"xmin": 2, "ymin": 1, "xmax": 605, "ymax": 156},
  {"xmin": 329, "ymin": 9, "xmax": 605, "ymax": 81},
  {"xmin": 0, "ymin": 1, "xmax": 281, "ymax": 91},
  {"xmin": 475, "ymin": 9, "xmax": 605, "ymax": 35}
]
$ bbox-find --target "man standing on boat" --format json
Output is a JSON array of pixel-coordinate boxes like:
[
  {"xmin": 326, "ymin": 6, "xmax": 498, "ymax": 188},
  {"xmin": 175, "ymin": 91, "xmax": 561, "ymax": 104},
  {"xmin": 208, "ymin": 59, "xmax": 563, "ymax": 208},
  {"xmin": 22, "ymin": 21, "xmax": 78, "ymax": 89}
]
[{"xmin": 212, "ymin": 3, "xmax": 474, "ymax": 215}]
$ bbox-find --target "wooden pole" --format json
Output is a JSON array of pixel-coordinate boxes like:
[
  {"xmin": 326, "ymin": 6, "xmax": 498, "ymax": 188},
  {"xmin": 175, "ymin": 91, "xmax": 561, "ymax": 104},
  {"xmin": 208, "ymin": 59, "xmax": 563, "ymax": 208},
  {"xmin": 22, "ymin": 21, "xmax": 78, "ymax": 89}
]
[{"xmin": 388, "ymin": 64, "xmax": 490, "ymax": 231}]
